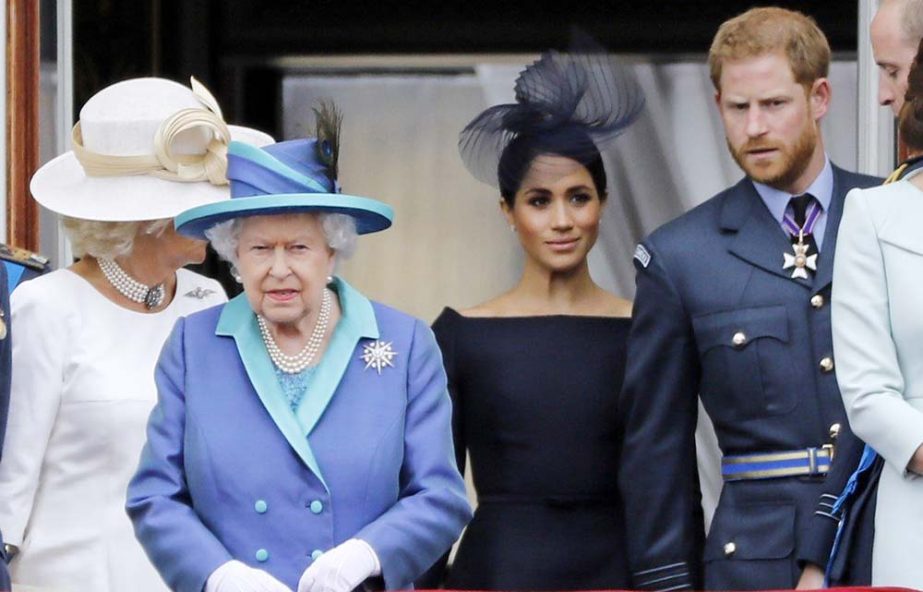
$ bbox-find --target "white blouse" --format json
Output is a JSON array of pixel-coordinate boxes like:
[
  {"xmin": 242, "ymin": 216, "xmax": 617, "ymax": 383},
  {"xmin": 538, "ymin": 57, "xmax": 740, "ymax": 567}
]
[{"xmin": 0, "ymin": 268, "xmax": 226, "ymax": 592}]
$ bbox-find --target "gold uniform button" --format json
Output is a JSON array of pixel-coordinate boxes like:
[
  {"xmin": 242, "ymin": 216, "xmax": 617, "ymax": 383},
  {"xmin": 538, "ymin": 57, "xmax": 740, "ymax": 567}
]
[
  {"xmin": 724, "ymin": 542, "xmax": 737, "ymax": 557},
  {"xmin": 820, "ymin": 357, "xmax": 835, "ymax": 373},
  {"xmin": 811, "ymin": 294, "xmax": 824, "ymax": 309},
  {"xmin": 829, "ymin": 423, "xmax": 841, "ymax": 439},
  {"xmin": 732, "ymin": 332, "xmax": 747, "ymax": 347}
]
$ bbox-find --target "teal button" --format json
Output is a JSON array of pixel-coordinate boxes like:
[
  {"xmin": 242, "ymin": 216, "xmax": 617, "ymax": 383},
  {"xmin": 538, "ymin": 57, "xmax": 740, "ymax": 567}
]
[
  {"xmin": 254, "ymin": 500, "xmax": 268, "ymax": 514},
  {"xmin": 255, "ymin": 548, "xmax": 269, "ymax": 562},
  {"xmin": 309, "ymin": 500, "xmax": 324, "ymax": 514},
  {"xmin": 311, "ymin": 549, "xmax": 323, "ymax": 561}
]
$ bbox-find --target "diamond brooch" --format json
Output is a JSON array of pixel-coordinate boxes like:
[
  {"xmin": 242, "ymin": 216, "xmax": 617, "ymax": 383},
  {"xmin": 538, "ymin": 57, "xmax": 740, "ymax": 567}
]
[{"xmin": 360, "ymin": 340, "xmax": 398, "ymax": 374}]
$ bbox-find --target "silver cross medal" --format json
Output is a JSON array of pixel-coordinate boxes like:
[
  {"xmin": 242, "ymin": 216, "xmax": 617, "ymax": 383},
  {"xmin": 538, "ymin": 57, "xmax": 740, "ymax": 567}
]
[{"xmin": 783, "ymin": 229, "xmax": 817, "ymax": 279}]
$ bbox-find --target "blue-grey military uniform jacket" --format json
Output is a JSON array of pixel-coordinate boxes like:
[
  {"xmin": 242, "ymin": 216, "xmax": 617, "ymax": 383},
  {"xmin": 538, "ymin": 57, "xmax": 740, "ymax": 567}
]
[{"xmin": 618, "ymin": 165, "xmax": 880, "ymax": 590}]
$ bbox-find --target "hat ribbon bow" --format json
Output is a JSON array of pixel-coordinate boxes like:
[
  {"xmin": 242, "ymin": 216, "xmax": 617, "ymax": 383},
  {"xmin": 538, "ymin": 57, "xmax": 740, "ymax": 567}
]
[{"xmin": 71, "ymin": 77, "xmax": 232, "ymax": 186}]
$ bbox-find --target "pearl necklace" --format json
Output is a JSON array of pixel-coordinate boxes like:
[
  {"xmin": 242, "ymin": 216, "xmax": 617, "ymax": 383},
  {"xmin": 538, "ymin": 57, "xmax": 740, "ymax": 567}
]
[
  {"xmin": 257, "ymin": 289, "xmax": 332, "ymax": 374},
  {"xmin": 98, "ymin": 258, "xmax": 166, "ymax": 309}
]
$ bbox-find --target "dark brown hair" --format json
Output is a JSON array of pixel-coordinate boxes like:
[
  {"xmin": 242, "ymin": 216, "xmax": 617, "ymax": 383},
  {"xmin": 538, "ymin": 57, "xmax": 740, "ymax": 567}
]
[
  {"xmin": 498, "ymin": 129, "xmax": 608, "ymax": 207},
  {"xmin": 900, "ymin": 38, "xmax": 923, "ymax": 152}
]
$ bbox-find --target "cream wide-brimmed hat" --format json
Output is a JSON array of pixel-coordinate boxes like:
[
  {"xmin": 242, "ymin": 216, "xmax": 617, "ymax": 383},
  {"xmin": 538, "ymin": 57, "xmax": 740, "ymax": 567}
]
[{"xmin": 30, "ymin": 77, "xmax": 274, "ymax": 222}]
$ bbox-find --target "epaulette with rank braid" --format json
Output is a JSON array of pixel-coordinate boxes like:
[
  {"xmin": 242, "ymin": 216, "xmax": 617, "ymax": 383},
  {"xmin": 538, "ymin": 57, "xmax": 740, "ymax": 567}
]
[
  {"xmin": 884, "ymin": 154, "xmax": 923, "ymax": 184},
  {"xmin": 0, "ymin": 244, "xmax": 49, "ymax": 272}
]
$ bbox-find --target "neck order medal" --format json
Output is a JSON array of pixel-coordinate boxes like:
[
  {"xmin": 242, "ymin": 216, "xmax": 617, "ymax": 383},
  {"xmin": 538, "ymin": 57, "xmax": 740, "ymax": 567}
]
[{"xmin": 782, "ymin": 230, "xmax": 817, "ymax": 280}]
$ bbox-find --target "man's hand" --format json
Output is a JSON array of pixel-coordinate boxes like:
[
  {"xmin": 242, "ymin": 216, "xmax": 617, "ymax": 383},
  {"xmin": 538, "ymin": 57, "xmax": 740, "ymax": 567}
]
[
  {"xmin": 796, "ymin": 563, "xmax": 825, "ymax": 589},
  {"xmin": 909, "ymin": 443, "xmax": 923, "ymax": 475}
]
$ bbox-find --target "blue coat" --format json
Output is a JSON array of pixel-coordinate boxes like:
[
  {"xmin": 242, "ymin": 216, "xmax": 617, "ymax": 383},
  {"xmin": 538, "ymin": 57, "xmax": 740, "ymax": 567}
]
[
  {"xmin": 127, "ymin": 278, "xmax": 471, "ymax": 592},
  {"xmin": 618, "ymin": 165, "xmax": 880, "ymax": 590}
]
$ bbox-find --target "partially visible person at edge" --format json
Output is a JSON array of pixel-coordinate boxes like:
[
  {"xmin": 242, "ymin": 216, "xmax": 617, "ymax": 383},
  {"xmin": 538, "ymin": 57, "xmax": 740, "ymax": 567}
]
[
  {"xmin": 0, "ymin": 245, "xmax": 50, "ymax": 293},
  {"xmin": 126, "ymin": 103, "xmax": 472, "ymax": 592},
  {"xmin": 0, "ymin": 266, "xmax": 11, "ymax": 591},
  {"xmin": 617, "ymin": 7, "xmax": 880, "ymax": 590},
  {"xmin": 0, "ymin": 76, "xmax": 272, "ymax": 592},
  {"xmin": 800, "ymin": 36, "xmax": 923, "ymax": 591},
  {"xmin": 417, "ymin": 44, "xmax": 643, "ymax": 591},
  {"xmin": 0, "ymin": 176, "xmax": 52, "ymax": 592},
  {"xmin": 796, "ymin": 1, "xmax": 923, "ymax": 588}
]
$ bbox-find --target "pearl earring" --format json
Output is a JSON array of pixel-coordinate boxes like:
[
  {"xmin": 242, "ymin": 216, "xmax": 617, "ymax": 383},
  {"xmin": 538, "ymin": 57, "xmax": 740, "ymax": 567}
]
[{"xmin": 326, "ymin": 275, "xmax": 333, "ymax": 284}]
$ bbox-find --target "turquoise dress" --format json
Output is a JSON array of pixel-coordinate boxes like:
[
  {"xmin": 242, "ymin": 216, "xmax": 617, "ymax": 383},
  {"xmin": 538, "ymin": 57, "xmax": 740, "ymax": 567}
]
[{"xmin": 276, "ymin": 367, "xmax": 317, "ymax": 412}]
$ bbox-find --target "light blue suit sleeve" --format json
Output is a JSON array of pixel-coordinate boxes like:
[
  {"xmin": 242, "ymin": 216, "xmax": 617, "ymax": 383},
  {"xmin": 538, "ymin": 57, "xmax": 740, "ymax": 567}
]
[
  {"xmin": 355, "ymin": 319, "xmax": 472, "ymax": 589},
  {"xmin": 126, "ymin": 318, "xmax": 233, "ymax": 592},
  {"xmin": 832, "ymin": 188, "xmax": 923, "ymax": 475}
]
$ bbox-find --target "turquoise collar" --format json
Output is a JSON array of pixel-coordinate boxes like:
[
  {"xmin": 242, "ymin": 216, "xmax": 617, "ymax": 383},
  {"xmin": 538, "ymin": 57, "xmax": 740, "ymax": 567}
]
[{"xmin": 215, "ymin": 276, "xmax": 378, "ymax": 340}]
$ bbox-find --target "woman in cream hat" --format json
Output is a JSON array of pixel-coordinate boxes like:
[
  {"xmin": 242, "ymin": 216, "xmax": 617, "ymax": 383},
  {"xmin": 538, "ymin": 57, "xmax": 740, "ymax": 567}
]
[
  {"xmin": 0, "ymin": 76, "xmax": 271, "ymax": 592},
  {"xmin": 127, "ymin": 104, "xmax": 471, "ymax": 592}
]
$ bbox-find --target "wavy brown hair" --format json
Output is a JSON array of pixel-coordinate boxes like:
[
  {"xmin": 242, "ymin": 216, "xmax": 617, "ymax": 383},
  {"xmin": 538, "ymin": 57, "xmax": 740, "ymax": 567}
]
[{"xmin": 708, "ymin": 7, "xmax": 830, "ymax": 92}]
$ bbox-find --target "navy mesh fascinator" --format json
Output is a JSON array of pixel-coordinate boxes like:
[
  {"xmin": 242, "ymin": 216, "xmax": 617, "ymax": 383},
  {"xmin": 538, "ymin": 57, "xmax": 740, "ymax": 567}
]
[{"xmin": 459, "ymin": 40, "xmax": 645, "ymax": 189}]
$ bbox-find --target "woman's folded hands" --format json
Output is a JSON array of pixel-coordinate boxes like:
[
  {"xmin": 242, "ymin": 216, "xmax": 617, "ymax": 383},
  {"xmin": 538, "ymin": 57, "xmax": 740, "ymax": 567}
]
[
  {"xmin": 206, "ymin": 560, "xmax": 293, "ymax": 592},
  {"xmin": 298, "ymin": 539, "xmax": 381, "ymax": 592}
]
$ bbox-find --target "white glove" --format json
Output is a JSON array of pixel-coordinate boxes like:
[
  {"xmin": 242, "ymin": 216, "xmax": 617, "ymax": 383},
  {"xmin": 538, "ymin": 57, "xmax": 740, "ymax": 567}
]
[
  {"xmin": 297, "ymin": 539, "xmax": 381, "ymax": 592},
  {"xmin": 205, "ymin": 560, "xmax": 294, "ymax": 592}
]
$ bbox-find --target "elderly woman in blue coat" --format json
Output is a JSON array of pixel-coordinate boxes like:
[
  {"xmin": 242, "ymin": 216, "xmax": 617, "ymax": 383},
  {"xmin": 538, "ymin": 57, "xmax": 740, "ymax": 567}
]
[{"xmin": 127, "ymin": 106, "xmax": 472, "ymax": 592}]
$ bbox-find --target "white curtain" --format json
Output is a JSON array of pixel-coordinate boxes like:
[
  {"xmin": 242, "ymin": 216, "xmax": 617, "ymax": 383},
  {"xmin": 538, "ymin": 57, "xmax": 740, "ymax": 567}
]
[
  {"xmin": 282, "ymin": 75, "xmax": 521, "ymax": 323},
  {"xmin": 283, "ymin": 58, "xmax": 858, "ymax": 314},
  {"xmin": 282, "ymin": 57, "xmax": 860, "ymax": 529}
]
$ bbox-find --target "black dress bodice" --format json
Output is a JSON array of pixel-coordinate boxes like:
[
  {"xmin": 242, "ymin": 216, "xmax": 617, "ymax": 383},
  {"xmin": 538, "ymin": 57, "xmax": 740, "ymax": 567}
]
[{"xmin": 433, "ymin": 308, "xmax": 631, "ymax": 591}]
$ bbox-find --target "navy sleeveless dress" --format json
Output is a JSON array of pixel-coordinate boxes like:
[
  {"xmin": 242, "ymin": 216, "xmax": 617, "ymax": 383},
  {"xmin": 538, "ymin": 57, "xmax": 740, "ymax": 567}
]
[{"xmin": 433, "ymin": 308, "xmax": 631, "ymax": 590}]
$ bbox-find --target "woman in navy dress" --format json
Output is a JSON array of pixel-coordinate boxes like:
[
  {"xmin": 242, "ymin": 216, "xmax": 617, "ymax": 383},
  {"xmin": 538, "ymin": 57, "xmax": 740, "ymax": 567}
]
[{"xmin": 430, "ymin": 45, "xmax": 644, "ymax": 590}]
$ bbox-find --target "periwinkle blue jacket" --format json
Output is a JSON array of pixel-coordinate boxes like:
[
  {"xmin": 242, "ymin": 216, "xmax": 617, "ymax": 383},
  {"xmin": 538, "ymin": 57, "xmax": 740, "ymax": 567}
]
[{"xmin": 127, "ymin": 278, "xmax": 471, "ymax": 592}]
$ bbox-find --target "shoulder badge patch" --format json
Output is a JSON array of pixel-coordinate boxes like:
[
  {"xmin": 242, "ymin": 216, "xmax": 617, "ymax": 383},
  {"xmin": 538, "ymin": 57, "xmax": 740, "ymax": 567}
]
[{"xmin": 633, "ymin": 244, "xmax": 651, "ymax": 268}]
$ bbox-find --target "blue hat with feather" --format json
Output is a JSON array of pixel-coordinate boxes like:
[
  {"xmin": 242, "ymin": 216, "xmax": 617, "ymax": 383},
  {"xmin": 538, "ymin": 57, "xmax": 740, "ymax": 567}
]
[{"xmin": 176, "ymin": 102, "xmax": 393, "ymax": 239}]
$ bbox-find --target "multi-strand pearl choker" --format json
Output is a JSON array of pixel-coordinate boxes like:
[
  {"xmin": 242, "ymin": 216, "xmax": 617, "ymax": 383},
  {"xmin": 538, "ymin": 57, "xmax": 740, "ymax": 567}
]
[
  {"xmin": 98, "ymin": 258, "xmax": 166, "ymax": 309},
  {"xmin": 257, "ymin": 289, "xmax": 332, "ymax": 374}
]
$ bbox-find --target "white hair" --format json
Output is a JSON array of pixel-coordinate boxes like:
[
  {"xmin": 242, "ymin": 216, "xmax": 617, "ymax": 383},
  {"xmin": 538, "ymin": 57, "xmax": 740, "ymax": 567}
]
[
  {"xmin": 205, "ymin": 212, "xmax": 358, "ymax": 270},
  {"xmin": 62, "ymin": 217, "xmax": 171, "ymax": 258}
]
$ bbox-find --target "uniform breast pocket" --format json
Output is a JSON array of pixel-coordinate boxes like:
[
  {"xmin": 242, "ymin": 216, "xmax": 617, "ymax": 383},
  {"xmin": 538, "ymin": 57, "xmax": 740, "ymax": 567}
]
[{"xmin": 693, "ymin": 305, "xmax": 795, "ymax": 421}]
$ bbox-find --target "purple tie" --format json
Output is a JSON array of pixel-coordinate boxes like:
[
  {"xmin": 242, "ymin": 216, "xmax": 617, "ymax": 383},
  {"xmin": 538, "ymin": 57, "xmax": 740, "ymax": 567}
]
[{"xmin": 787, "ymin": 193, "xmax": 819, "ymax": 271}]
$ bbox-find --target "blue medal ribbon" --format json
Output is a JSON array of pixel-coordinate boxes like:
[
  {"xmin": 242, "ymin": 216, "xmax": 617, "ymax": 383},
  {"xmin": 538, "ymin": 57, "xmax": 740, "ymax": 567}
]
[{"xmin": 824, "ymin": 444, "xmax": 879, "ymax": 586}]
